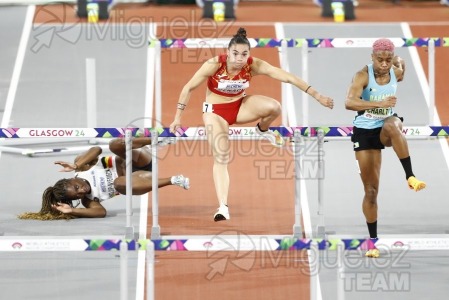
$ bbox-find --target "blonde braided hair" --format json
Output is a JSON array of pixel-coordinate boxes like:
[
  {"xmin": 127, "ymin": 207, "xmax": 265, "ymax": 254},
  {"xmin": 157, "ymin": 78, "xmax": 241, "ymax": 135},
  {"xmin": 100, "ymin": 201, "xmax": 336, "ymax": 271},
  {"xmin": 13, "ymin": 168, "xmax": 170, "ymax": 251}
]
[{"xmin": 18, "ymin": 179, "xmax": 75, "ymax": 221}]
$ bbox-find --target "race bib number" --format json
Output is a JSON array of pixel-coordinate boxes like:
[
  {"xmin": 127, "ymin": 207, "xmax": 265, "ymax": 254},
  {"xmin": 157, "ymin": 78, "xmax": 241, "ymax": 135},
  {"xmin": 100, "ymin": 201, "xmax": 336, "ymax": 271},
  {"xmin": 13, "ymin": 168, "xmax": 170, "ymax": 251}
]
[
  {"xmin": 363, "ymin": 107, "xmax": 392, "ymax": 120},
  {"xmin": 202, "ymin": 102, "xmax": 214, "ymax": 113}
]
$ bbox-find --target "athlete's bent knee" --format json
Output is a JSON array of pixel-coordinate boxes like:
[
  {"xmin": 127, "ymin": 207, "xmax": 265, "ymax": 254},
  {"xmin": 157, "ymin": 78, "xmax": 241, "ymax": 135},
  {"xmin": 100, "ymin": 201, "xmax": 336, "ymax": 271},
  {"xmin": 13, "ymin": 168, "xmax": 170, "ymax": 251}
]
[
  {"xmin": 114, "ymin": 178, "xmax": 126, "ymax": 194},
  {"xmin": 382, "ymin": 121, "xmax": 401, "ymax": 136},
  {"xmin": 109, "ymin": 139, "xmax": 124, "ymax": 154},
  {"xmin": 269, "ymin": 100, "xmax": 282, "ymax": 116}
]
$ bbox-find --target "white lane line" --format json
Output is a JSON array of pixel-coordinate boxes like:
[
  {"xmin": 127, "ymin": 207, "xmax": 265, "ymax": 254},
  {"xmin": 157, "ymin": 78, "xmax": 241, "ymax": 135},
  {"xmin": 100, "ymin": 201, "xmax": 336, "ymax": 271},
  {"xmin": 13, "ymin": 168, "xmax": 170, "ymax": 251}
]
[
  {"xmin": 275, "ymin": 22, "xmax": 322, "ymax": 300},
  {"xmin": 135, "ymin": 22, "xmax": 157, "ymax": 300},
  {"xmin": 152, "ymin": 21, "xmax": 449, "ymax": 27},
  {"xmin": 1, "ymin": 5, "xmax": 34, "ymax": 129},
  {"xmin": 0, "ymin": 4, "xmax": 34, "ymax": 160},
  {"xmin": 0, "ymin": 6, "xmax": 34, "ymax": 163},
  {"xmin": 401, "ymin": 22, "xmax": 449, "ymax": 171}
]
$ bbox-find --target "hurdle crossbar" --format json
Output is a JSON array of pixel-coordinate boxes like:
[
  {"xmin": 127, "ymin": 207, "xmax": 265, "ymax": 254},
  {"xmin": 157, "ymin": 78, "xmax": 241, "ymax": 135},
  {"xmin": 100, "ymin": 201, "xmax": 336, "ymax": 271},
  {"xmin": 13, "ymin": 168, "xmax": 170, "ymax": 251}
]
[
  {"xmin": 153, "ymin": 37, "xmax": 443, "ymax": 49},
  {"xmin": 1, "ymin": 126, "xmax": 448, "ymax": 139},
  {"xmin": 3, "ymin": 236, "xmax": 447, "ymax": 252},
  {"xmin": 1, "ymin": 236, "xmax": 442, "ymax": 252}
]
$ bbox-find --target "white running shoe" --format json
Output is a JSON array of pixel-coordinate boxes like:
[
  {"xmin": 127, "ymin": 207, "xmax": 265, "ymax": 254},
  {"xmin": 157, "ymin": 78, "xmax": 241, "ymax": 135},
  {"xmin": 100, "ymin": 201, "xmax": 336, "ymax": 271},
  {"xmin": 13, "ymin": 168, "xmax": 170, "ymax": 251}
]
[
  {"xmin": 255, "ymin": 124, "xmax": 285, "ymax": 147},
  {"xmin": 213, "ymin": 205, "xmax": 230, "ymax": 222},
  {"xmin": 171, "ymin": 175, "xmax": 190, "ymax": 190},
  {"xmin": 157, "ymin": 137, "xmax": 176, "ymax": 147}
]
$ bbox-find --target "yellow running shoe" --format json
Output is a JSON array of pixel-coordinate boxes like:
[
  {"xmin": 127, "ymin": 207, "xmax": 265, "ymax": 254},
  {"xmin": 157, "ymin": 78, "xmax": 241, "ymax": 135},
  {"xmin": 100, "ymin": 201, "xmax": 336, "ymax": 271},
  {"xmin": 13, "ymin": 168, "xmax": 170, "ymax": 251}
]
[
  {"xmin": 365, "ymin": 249, "xmax": 380, "ymax": 258},
  {"xmin": 408, "ymin": 176, "xmax": 426, "ymax": 192}
]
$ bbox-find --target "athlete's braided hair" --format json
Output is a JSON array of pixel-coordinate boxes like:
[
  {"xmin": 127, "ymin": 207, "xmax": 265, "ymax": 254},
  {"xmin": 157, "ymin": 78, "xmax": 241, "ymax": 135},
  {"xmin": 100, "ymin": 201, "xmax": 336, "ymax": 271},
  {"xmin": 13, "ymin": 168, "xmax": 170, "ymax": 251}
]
[
  {"xmin": 17, "ymin": 179, "xmax": 75, "ymax": 221},
  {"xmin": 228, "ymin": 27, "xmax": 251, "ymax": 49}
]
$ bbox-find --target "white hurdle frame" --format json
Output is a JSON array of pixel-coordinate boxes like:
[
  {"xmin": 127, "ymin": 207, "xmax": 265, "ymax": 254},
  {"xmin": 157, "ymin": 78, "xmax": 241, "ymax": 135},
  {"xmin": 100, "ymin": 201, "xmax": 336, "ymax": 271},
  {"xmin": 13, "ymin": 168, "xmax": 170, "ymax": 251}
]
[
  {"xmin": 86, "ymin": 58, "xmax": 97, "ymax": 129},
  {"xmin": 298, "ymin": 38, "xmax": 436, "ymax": 126},
  {"xmin": 0, "ymin": 238, "xmax": 155, "ymax": 300},
  {"xmin": 125, "ymin": 129, "xmax": 134, "ymax": 239},
  {"xmin": 301, "ymin": 42, "xmax": 309, "ymax": 127},
  {"xmin": 316, "ymin": 129, "xmax": 326, "ymax": 238},
  {"xmin": 0, "ymin": 57, "xmax": 104, "ymax": 154},
  {"xmin": 150, "ymin": 129, "xmax": 160, "ymax": 239},
  {"xmin": 428, "ymin": 39, "xmax": 435, "ymax": 124},
  {"xmin": 293, "ymin": 129, "xmax": 303, "ymax": 238},
  {"xmin": 287, "ymin": 38, "xmax": 437, "ymax": 238},
  {"xmin": 149, "ymin": 37, "xmax": 438, "ymax": 239}
]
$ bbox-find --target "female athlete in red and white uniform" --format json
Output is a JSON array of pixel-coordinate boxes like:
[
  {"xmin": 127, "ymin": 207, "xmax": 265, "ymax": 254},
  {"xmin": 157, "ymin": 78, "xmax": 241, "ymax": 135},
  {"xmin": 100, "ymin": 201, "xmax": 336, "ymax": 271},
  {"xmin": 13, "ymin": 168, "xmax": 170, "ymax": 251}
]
[{"xmin": 169, "ymin": 27, "xmax": 334, "ymax": 221}]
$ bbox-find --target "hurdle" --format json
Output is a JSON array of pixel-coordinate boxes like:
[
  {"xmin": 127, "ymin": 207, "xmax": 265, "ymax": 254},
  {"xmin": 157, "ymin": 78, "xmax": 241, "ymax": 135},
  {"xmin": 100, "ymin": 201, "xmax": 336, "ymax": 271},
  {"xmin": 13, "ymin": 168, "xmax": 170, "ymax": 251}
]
[
  {"xmin": 0, "ymin": 237, "xmax": 155, "ymax": 300},
  {"xmin": 3, "ymin": 128, "xmax": 449, "ymax": 299},
  {"xmin": 151, "ymin": 37, "xmax": 442, "ymax": 126},
  {"xmin": 147, "ymin": 36, "xmax": 446, "ymax": 238},
  {"xmin": 3, "ymin": 235, "xmax": 449, "ymax": 300},
  {"xmin": 148, "ymin": 235, "xmax": 449, "ymax": 300},
  {"xmin": 0, "ymin": 57, "xmax": 108, "ymax": 155},
  {"xmin": 3, "ymin": 126, "xmax": 448, "ymax": 239},
  {"xmin": 143, "ymin": 125, "xmax": 449, "ymax": 239}
]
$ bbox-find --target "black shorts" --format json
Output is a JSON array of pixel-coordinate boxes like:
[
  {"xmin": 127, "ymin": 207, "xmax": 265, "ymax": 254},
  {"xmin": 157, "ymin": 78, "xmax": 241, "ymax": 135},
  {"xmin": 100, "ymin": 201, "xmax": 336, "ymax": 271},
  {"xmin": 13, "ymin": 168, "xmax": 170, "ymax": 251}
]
[
  {"xmin": 351, "ymin": 127, "xmax": 384, "ymax": 151},
  {"xmin": 351, "ymin": 114, "xmax": 403, "ymax": 151},
  {"xmin": 132, "ymin": 161, "xmax": 152, "ymax": 172}
]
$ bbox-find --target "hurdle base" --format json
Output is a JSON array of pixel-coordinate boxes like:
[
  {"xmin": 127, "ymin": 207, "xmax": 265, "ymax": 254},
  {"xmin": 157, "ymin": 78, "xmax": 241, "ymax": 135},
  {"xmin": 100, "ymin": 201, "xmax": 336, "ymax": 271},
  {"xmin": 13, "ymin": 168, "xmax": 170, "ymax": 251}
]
[
  {"xmin": 125, "ymin": 226, "xmax": 136, "ymax": 240},
  {"xmin": 315, "ymin": 226, "xmax": 336, "ymax": 239},
  {"xmin": 292, "ymin": 225, "xmax": 302, "ymax": 239},
  {"xmin": 151, "ymin": 225, "xmax": 161, "ymax": 240}
]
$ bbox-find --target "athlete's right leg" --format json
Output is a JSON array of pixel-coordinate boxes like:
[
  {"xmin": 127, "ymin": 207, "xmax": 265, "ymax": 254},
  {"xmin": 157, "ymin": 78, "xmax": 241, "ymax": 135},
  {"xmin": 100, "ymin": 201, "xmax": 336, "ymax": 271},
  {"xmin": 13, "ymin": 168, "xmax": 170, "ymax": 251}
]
[
  {"xmin": 356, "ymin": 149, "xmax": 382, "ymax": 258},
  {"xmin": 114, "ymin": 171, "xmax": 189, "ymax": 195},
  {"xmin": 356, "ymin": 149, "xmax": 381, "ymax": 225},
  {"xmin": 203, "ymin": 112, "xmax": 231, "ymax": 221}
]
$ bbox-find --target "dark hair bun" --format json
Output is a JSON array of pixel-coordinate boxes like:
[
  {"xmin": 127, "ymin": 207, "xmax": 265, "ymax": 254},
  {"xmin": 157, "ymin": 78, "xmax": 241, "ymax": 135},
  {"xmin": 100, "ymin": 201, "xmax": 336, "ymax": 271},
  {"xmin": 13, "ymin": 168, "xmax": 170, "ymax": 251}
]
[{"xmin": 236, "ymin": 28, "xmax": 247, "ymax": 38}]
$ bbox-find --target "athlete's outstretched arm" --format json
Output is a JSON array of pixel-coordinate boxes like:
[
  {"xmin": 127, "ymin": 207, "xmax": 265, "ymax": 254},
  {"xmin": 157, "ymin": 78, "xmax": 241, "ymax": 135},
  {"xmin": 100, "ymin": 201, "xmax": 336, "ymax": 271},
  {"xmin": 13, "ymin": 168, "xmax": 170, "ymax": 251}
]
[
  {"xmin": 51, "ymin": 198, "xmax": 107, "ymax": 218},
  {"xmin": 54, "ymin": 146, "xmax": 102, "ymax": 172},
  {"xmin": 251, "ymin": 57, "xmax": 334, "ymax": 109}
]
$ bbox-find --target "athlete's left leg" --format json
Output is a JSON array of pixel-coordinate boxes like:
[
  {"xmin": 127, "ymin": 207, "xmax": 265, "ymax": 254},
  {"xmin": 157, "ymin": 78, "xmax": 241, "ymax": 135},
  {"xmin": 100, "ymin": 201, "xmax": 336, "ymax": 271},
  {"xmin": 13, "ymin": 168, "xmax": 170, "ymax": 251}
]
[
  {"xmin": 237, "ymin": 95, "xmax": 284, "ymax": 146},
  {"xmin": 236, "ymin": 95, "xmax": 281, "ymax": 127},
  {"xmin": 380, "ymin": 116, "xmax": 426, "ymax": 191},
  {"xmin": 109, "ymin": 138, "xmax": 153, "ymax": 169}
]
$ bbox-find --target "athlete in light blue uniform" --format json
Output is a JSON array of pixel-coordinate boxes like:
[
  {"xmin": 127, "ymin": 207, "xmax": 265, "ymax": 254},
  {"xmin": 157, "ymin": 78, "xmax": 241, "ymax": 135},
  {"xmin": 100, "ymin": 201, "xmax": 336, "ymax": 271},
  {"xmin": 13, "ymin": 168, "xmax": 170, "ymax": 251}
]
[
  {"xmin": 345, "ymin": 38, "xmax": 426, "ymax": 258},
  {"xmin": 353, "ymin": 64, "xmax": 397, "ymax": 130}
]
